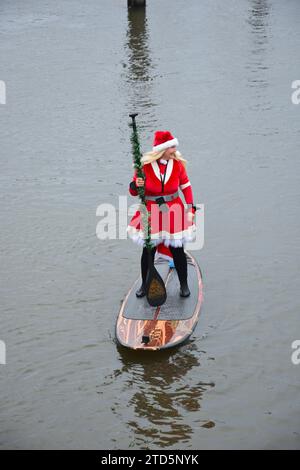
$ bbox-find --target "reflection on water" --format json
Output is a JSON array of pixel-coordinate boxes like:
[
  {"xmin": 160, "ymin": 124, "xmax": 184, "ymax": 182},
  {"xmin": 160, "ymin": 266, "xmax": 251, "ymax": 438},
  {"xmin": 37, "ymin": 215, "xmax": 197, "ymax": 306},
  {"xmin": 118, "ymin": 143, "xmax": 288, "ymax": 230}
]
[
  {"xmin": 101, "ymin": 342, "xmax": 214, "ymax": 448},
  {"xmin": 123, "ymin": 4, "xmax": 158, "ymax": 131},
  {"xmin": 126, "ymin": 5, "xmax": 151, "ymax": 82},
  {"xmin": 246, "ymin": 0, "xmax": 271, "ymax": 112},
  {"xmin": 247, "ymin": 0, "xmax": 271, "ymax": 46}
]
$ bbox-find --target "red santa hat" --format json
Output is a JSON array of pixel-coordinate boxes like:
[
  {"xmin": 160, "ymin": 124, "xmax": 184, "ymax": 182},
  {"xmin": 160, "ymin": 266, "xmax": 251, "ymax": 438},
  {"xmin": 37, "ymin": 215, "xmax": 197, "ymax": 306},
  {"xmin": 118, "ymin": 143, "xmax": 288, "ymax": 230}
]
[{"xmin": 152, "ymin": 130, "xmax": 179, "ymax": 152}]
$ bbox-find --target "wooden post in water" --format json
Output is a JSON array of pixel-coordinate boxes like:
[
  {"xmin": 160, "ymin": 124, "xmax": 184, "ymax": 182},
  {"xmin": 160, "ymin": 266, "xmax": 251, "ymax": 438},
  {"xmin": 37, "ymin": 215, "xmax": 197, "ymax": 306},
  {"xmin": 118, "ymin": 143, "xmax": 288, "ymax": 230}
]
[{"xmin": 128, "ymin": 0, "xmax": 146, "ymax": 6}]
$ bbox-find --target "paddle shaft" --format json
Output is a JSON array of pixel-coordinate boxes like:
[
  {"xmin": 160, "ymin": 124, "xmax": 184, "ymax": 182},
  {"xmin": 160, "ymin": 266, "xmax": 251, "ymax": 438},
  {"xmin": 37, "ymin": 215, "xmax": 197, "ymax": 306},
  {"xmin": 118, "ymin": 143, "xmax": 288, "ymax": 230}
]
[{"xmin": 128, "ymin": 113, "xmax": 167, "ymax": 306}]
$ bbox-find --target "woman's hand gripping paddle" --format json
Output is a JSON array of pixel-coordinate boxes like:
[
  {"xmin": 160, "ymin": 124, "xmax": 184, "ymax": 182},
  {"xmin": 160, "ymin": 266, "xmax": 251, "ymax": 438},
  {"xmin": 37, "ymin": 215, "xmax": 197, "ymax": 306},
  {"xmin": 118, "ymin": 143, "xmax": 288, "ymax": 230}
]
[{"xmin": 129, "ymin": 113, "xmax": 167, "ymax": 307}]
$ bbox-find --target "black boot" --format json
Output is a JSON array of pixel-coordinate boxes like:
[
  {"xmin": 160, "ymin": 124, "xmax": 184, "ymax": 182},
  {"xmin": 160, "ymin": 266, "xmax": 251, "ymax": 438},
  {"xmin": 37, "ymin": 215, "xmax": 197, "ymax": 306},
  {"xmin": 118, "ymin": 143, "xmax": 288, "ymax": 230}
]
[
  {"xmin": 136, "ymin": 284, "xmax": 147, "ymax": 298},
  {"xmin": 180, "ymin": 282, "xmax": 191, "ymax": 297},
  {"xmin": 169, "ymin": 246, "xmax": 190, "ymax": 298}
]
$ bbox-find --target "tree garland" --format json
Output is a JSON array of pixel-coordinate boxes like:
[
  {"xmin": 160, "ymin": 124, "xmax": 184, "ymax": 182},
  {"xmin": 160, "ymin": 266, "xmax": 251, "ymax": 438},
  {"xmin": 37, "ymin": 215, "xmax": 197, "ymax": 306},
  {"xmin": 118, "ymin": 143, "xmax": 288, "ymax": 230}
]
[{"xmin": 130, "ymin": 122, "xmax": 154, "ymax": 251}]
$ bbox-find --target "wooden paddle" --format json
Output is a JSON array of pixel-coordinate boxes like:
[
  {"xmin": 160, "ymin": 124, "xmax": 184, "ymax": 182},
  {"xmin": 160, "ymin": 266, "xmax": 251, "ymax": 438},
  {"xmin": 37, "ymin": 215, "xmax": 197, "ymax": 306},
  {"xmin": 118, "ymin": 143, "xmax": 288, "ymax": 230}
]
[{"xmin": 129, "ymin": 113, "xmax": 167, "ymax": 307}]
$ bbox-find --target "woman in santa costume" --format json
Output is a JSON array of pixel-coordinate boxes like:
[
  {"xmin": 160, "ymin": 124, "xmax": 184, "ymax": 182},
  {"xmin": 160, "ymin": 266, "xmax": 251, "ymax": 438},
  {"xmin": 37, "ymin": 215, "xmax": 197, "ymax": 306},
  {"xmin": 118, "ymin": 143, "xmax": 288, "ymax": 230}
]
[{"xmin": 127, "ymin": 130, "xmax": 197, "ymax": 298}]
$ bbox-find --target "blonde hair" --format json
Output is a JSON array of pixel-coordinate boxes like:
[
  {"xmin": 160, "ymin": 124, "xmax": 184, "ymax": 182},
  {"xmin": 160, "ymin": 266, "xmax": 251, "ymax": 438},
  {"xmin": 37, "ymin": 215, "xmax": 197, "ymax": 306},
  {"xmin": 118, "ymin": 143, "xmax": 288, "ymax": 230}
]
[{"xmin": 140, "ymin": 149, "xmax": 187, "ymax": 168}]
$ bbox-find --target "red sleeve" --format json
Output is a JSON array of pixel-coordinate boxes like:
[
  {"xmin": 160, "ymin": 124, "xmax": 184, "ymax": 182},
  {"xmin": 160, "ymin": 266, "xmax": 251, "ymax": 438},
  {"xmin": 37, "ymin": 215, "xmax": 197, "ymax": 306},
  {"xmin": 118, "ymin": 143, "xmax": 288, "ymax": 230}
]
[{"xmin": 129, "ymin": 169, "xmax": 138, "ymax": 196}]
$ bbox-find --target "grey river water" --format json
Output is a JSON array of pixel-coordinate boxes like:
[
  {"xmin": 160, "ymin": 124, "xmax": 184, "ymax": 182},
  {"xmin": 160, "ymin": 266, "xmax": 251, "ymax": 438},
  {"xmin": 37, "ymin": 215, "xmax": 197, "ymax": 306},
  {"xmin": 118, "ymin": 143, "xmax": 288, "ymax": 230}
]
[{"xmin": 1, "ymin": 0, "xmax": 300, "ymax": 449}]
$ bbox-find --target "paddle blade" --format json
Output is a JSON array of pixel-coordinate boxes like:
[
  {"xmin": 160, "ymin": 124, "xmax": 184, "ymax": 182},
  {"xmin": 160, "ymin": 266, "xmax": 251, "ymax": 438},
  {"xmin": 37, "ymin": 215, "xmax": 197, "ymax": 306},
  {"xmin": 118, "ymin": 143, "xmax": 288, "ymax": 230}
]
[{"xmin": 145, "ymin": 266, "xmax": 167, "ymax": 307}]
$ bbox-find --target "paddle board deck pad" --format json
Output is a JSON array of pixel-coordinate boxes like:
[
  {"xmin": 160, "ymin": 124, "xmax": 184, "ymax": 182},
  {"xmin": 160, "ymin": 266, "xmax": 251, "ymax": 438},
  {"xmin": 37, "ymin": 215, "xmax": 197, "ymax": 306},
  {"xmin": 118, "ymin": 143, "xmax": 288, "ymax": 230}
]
[{"xmin": 116, "ymin": 251, "xmax": 203, "ymax": 350}]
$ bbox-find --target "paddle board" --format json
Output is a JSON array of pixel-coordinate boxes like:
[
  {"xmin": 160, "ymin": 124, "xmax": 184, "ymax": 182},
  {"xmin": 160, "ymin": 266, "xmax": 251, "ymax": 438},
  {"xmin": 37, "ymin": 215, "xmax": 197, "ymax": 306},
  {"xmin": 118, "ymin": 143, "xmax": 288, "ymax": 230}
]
[{"xmin": 116, "ymin": 251, "xmax": 203, "ymax": 350}]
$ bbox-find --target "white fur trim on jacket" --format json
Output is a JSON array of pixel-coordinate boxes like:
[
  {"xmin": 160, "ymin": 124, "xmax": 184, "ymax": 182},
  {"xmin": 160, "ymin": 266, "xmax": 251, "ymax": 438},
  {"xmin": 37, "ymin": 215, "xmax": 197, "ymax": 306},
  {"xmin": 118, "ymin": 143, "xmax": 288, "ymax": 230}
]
[
  {"xmin": 151, "ymin": 158, "xmax": 173, "ymax": 184},
  {"xmin": 126, "ymin": 225, "xmax": 196, "ymax": 248},
  {"xmin": 180, "ymin": 181, "xmax": 191, "ymax": 190}
]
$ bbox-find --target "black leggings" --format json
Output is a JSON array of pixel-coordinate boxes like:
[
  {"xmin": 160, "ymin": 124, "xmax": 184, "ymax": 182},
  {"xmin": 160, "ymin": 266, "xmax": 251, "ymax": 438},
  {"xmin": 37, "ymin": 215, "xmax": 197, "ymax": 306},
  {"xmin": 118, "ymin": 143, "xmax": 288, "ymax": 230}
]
[{"xmin": 141, "ymin": 245, "xmax": 188, "ymax": 286}]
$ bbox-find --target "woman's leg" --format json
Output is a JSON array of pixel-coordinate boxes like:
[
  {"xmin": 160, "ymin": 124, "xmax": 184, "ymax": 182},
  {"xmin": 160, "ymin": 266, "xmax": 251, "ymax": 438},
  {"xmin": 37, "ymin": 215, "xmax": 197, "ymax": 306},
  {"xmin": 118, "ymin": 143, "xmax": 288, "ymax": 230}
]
[
  {"xmin": 136, "ymin": 245, "xmax": 157, "ymax": 297},
  {"xmin": 168, "ymin": 246, "xmax": 190, "ymax": 297},
  {"xmin": 141, "ymin": 246, "xmax": 156, "ymax": 284}
]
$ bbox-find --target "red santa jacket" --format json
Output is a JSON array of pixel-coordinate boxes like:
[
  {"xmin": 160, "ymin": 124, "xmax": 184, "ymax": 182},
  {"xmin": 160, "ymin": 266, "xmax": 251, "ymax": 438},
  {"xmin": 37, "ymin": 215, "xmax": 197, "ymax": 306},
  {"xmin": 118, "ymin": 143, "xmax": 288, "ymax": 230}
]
[{"xmin": 129, "ymin": 158, "xmax": 195, "ymax": 213}]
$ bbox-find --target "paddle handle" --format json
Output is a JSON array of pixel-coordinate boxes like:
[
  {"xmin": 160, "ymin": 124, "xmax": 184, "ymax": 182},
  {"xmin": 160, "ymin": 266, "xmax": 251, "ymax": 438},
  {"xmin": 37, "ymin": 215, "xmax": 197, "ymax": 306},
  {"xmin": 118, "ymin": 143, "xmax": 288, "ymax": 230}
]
[{"xmin": 129, "ymin": 113, "xmax": 138, "ymax": 131}]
